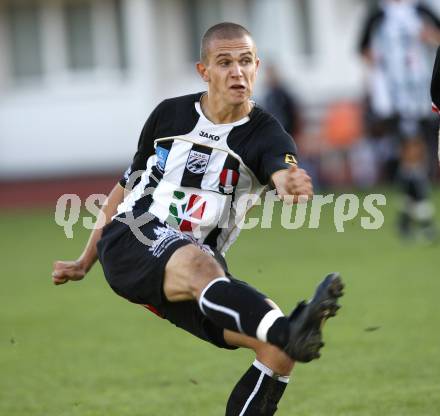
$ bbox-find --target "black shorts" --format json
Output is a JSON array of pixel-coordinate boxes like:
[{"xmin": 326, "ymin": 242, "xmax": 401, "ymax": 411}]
[{"xmin": 97, "ymin": 213, "xmax": 238, "ymax": 350}]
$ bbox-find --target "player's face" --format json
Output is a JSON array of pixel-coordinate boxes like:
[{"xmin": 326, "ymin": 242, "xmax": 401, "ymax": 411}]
[{"xmin": 198, "ymin": 36, "xmax": 259, "ymax": 106}]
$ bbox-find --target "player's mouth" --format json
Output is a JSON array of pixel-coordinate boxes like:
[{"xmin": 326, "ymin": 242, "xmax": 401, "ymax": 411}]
[{"xmin": 229, "ymin": 84, "xmax": 246, "ymax": 91}]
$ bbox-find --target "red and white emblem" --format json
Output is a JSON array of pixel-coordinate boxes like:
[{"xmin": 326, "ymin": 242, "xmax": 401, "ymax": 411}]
[{"xmin": 219, "ymin": 169, "xmax": 239, "ymax": 194}]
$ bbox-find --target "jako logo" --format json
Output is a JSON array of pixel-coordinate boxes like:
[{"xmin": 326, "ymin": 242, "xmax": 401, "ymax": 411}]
[{"xmin": 200, "ymin": 131, "xmax": 220, "ymax": 141}]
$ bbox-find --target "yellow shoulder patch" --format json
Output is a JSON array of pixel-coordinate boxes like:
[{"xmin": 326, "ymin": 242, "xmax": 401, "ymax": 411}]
[{"xmin": 285, "ymin": 154, "xmax": 297, "ymax": 166}]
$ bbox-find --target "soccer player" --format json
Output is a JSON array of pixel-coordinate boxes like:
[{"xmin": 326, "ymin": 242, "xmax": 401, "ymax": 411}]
[
  {"xmin": 431, "ymin": 46, "xmax": 440, "ymax": 166},
  {"xmin": 263, "ymin": 64, "xmax": 301, "ymax": 136},
  {"xmin": 359, "ymin": 0, "xmax": 440, "ymax": 240},
  {"xmin": 52, "ymin": 23, "xmax": 343, "ymax": 415}
]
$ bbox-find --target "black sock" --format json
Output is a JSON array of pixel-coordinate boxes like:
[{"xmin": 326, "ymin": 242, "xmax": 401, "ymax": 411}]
[
  {"xmin": 398, "ymin": 167, "xmax": 435, "ymax": 236},
  {"xmin": 225, "ymin": 360, "xmax": 289, "ymax": 416},
  {"xmin": 398, "ymin": 209, "xmax": 412, "ymax": 237},
  {"xmin": 399, "ymin": 167, "xmax": 429, "ymax": 201},
  {"xmin": 198, "ymin": 277, "xmax": 290, "ymax": 348}
]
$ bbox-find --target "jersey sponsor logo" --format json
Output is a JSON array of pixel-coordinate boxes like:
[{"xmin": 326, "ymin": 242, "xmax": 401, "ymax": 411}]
[
  {"xmin": 186, "ymin": 149, "xmax": 210, "ymax": 174},
  {"xmin": 168, "ymin": 191, "xmax": 206, "ymax": 232},
  {"xmin": 199, "ymin": 130, "xmax": 220, "ymax": 141},
  {"xmin": 156, "ymin": 146, "xmax": 170, "ymax": 173},
  {"xmin": 219, "ymin": 169, "xmax": 239, "ymax": 194},
  {"xmin": 285, "ymin": 154, "xmax": 297, "ymax": 166}
]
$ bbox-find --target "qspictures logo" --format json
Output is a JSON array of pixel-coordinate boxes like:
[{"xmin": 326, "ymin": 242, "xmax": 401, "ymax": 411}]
[{"xmin": 54, "ymin": 189, "xmax": 386, "ymax": 240}]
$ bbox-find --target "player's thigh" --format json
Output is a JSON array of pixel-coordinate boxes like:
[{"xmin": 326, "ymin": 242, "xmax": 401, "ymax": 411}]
[{"xmin": 163, "ymin": 244, "xmax": 225, "ymax": 302}]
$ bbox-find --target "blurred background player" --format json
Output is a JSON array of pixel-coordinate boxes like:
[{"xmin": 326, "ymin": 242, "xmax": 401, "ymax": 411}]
[
  {"xmin": 359, "ymin": 0, "xmax": 440, "ymax": 240},
  {"xmin": 262, "ymin": 63, "xmax": 302, "ymax": 137},
  {"xmin": 431, "ymin": 45, "xmax": 440, "ymax": 165}
]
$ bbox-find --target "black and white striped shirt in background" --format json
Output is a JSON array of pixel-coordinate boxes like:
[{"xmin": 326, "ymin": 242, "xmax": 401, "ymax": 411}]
[{"xmin": 359, "ymin": 0, "xmax": 440, "ymax": 119}]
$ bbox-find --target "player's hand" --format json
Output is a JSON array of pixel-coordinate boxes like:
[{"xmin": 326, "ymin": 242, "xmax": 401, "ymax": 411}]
[
  {"xmin": 52, "ymin": 260, "xmax": 87, "ymax": 285},
  {"xmin": 272, "ymin": 165, "xmax": 313, "ymax": 204}
]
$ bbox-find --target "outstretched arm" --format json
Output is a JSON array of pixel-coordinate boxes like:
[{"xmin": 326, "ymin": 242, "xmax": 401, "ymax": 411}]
[{"xmin": 52, "ymin": 183, "xmax": 125, "ymax": 285}]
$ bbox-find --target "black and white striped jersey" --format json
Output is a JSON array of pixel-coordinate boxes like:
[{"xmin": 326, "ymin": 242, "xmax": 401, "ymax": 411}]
[
  {"xmin": 117, "ymin": 92, "xmax": 297, "ymax": 253},
  {"xmin": 359, "ymin": 1, "xmax": 440, "ymax": 119}
]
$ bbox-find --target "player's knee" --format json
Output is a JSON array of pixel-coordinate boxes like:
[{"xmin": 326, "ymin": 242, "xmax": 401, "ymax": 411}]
[
  {"xmin": 186, "ymin": 251, "xmax": 224, "ymax": 298},
  {"xmin": 255, "ymin": 343, "xmax": 295, "ymax": 376}
]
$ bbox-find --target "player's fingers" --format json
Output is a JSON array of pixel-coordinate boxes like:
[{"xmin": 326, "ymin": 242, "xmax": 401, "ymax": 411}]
[
  {"xmin": 286, "ymin": 179, "xmax": 313, "ymax": 197},
  {"xmin": 286, "ymin": 169, "xmax": 311, "ymax": 185},
  {"xmin": 304, "ymin": 182, "xmax": 314, "ymax": 196},
  {"xmin": 279, "ymin": 194, "xmax": 294, "ymax": 205},
  {"xmin": 52, "ymin": 267, "xmax": 78, "ymax": 280},
  {"xmin": 53, "ymin": 262, "xmax": 68, "ymax": 275},
  {"xmin": 53, "ymin": 260, "xmax": 76, "ymax": 270},
  {"xmin": 53, "ymin": 261, "xmax": 80, "ymax": 280},
  {"xmin": 279, "ymin": 193, "xmax": 308, "ymax": 205},
  {"xmin": 292, "ymin": 194, "xmax": 311, "ymax": 204},
  {"xmin": 52, "ymin": 268, "xmax": 65, "ymax": 279},
  {"xmin": 52, "ymin": 275, "xmax": 68, "ymax": 285}
]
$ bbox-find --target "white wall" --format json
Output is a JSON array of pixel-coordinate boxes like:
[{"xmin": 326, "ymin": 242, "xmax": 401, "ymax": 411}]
[
  {"xmin": 0, "ymin": 0, "xmax": 159, "ymax": 179},
  {"xmin": 1, "ymin": 0, "xmax": 438, "ymax": 179}
]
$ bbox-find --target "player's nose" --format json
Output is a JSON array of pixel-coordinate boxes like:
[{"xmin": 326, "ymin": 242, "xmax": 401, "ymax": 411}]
[{"xmin": 230, "ymin": 62, "xmax": 243, "ymax": 77}]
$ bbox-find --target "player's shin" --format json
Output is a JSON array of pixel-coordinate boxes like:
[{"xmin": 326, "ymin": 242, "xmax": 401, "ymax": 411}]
[
  {"xmin": 398, "ymin": 166, "xmax": 436, "ymax": 239},
  {"xmin": 198, "ymin": 277, "xmax": 291, "ymax": 348}
]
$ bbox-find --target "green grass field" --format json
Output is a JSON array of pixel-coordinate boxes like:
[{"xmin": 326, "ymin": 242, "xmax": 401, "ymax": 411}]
[{"xmin": 1, "ymin": 188, "xmax": 439, "ymax": 416}]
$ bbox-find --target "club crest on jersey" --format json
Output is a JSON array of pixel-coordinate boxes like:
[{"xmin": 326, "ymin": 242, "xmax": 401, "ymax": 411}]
[
  {"xmin": 168, "ymin": 191, "xmax": 206, "ymax": 232},
  {"xmin": 156, "ymin": 146, "xmax": 170, "ymax": 173},
  {"xmin": 219, "ymin": 169, "xmax": 239, "ymax": 194},
  {"xmin": 186, "ymin": 150, "xmax": 210, "ymax": 174}
]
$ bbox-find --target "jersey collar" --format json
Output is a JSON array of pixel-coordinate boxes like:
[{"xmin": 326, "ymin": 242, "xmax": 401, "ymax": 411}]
[{"xmin": 195, "ymin": 98, "xmax": 251, "ymax": 127}]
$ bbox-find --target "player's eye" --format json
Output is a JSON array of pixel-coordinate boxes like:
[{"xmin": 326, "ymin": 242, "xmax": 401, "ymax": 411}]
[
  {"xmin": 241, "ymin": 58, "xmax": 252, "ymax": 65},
  {"xmin": 219, "ymin": 61, "xmax": 230, "ymax": 67}
]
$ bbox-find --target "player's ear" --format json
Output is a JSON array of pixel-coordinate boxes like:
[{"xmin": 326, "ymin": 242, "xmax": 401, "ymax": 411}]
[
  {"xmin": 196, "ymin": 61, "xmax": 209, "ymax": 82},
  {"xmin": 255, "ymin": 57, "xmax": 260, "ymax": 72}
]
